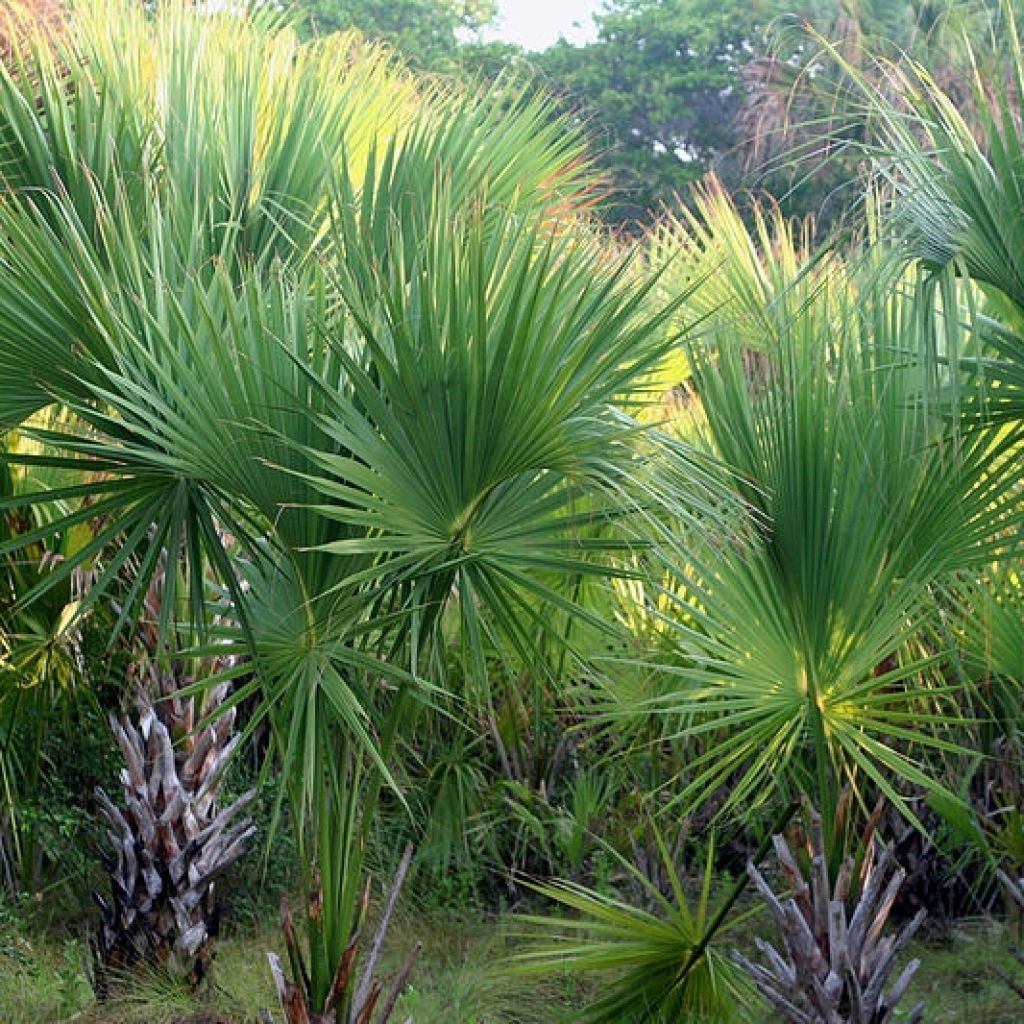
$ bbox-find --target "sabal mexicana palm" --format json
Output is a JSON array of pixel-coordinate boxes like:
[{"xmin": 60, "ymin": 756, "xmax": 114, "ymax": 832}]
[{"xmin": 0, "ymin": 2, "xmax": 712, "ymax": 1017}]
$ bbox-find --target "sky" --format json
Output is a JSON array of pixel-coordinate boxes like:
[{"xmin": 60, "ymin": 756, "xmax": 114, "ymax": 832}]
[{"xmin": 486, "ymin": 0, "xmax": 602, "ymax": 52}]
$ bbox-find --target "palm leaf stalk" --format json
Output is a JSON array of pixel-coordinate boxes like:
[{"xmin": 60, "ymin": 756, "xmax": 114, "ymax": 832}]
[{"xmin": 266, "ymin": 843, "xmax": 419, "ymax": 1024}]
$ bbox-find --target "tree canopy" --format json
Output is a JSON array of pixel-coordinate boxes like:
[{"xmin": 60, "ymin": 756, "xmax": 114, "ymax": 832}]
[
  {"xmin": 288, "ymin": 0, "xmax": 497, "ymax": 67},
  {"xmin": 536, "ymin": 0, "xmax": 782, "ymax": 227}
]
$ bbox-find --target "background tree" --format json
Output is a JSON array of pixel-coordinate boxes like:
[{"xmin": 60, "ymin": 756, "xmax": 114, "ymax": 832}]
[
  {"xmin": 288, "ymin": 0, "xmax": 497, "ymax": 69},
  {"xmin": 537, "ymin": 0, "xmax": 783, "ymax": 230},
  {"xmin": 282, "ymin": 0, "xmax": 1024, "ymax": 231},
  {"xmin": 532, "ymin": 0, "xmax": 1024, "ymax": 232}
]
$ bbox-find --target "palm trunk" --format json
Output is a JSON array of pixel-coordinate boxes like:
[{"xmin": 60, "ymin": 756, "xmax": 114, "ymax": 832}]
[
  {"xmin": 90, "ymin": 664, "xmax": 255, "ymax": 997},
  {"xmin": 734, "ymin": 804, "xmax": 926, "ymax": 1024}
]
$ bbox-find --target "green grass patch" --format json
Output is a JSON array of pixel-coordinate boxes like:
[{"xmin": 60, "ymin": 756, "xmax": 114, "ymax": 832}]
[{"xmin": 1, "ymin": 913, "xmax": 1021, "ymax": 1022}]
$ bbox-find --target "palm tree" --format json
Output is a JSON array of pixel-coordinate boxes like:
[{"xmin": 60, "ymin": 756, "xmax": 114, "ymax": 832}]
[
  {"xmin": 844, "ymin": 0, "xmax": 1024, "ymax": 933},
  {"xmin": 0, "ymin": 2, "xmax": 708, "ymax": 1017},
  {"xmin": 614, "ymin": 184, "xmax": 1021, "ymax": 849}
]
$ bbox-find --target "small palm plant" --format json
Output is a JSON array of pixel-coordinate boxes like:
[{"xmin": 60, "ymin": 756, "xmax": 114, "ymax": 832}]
[{"xmin": 511, "ymin": 828, "xmax": 759, "ymax": 1023}]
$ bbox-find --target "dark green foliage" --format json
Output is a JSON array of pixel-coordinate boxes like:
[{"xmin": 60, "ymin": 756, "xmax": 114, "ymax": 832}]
[
  {"xmin": 537, "ymin": 0, "xmax": 781, "ymax": 229},
  {"xmin": 288, "ymin": 0, "xmax": 497, "ymax": 68},
  {"xmin": 1, "ymin": 700, "xmax": 121, "ymax": 916}
]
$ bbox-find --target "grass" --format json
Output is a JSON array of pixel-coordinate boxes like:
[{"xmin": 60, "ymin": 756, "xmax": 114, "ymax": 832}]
[
  {"xmin": 0, "ymin": 911, "xmax": 1020, "ymax": 1022},
  {"xmin": 0, "ymin": 912, "xmax": 596, "ymax": 1024},
  {"xmin": 904, "ymin": 919, "xmax": 1024, "ymax": 1024}
]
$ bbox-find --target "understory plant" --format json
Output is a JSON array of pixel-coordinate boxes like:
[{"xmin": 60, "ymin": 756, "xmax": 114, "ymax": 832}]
[
  {"xmin": 0, "ymin": 424, "xmax": 114, "ymax": 903},
  {"xmin": 511, "ymin": 823, "xmax": 768, "ymax": 1023},
  {"xmin": 996, "ymin": 871, "xmax": 1024, "ymax": 1001}
]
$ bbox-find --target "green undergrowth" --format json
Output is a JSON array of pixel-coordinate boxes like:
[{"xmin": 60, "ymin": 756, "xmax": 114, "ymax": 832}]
[
  {"xmin": 0, "ymin": 911, "xmax": 597, "ymax": 1024},
  {"xmin": 0, "ymin": 912, "xmax": 1020, "ymax": 1022},
  {"xmin": 906, "ymin": 920, "xmax": 1024, "ymax": 1024}
]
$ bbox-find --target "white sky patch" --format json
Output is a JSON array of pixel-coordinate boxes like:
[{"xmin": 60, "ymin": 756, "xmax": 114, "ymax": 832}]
[{"xmin": 484, "ymin": 0, "xmax": 602, "ymax": 52}]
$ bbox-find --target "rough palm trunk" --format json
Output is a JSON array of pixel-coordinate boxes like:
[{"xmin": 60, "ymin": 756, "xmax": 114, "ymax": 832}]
[
  {"xmin": 733, "ymin": 807, "xmax": 926, "ymax": 1024},
  {"xmin": 91, "ymin": 664, "xmax": 256, "ymax": 997}
]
